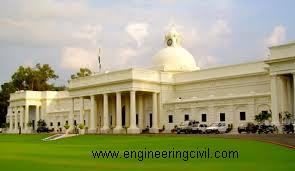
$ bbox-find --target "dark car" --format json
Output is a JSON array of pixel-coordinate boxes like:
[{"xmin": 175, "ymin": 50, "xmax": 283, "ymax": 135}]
[
  {"xmin": 257, "ymin": 124, "xmax": 277, "ymax": 134},
  {"xmin": 176, "ymin": 120, "xmax": 199, "ymax": 134},
  {"xmin": 37, "ymin": 126, "xmax": 53, "ymax": 133},
  {"xmin": 238, "ymin": 122, "xmax": 258, "ymax": 133},
  {"xmin": 283, "ymin": 124, "xmax": 294, "ymax": 134}
]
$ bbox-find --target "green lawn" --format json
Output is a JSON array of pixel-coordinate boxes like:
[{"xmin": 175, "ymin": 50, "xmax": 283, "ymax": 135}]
[{"xmin": 0, "ymin": 134, "xmax": 294, "ymax": 171}]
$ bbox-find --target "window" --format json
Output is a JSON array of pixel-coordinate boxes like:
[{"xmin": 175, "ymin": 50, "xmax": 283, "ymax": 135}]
[
  {"xmin": 202, "ymin": 114, "xmax": 207, "ymax": 122},
  {"xmin": 50, "ymin": 122, "xmax": 53, "ymax": 126},
  {"xmin": 168, "ymin": 115, "xmax": 173, "ymax": 123},
  {"xmin": 65, "ymin": 120, "xmax": 68, "ymax": 124},
  {"xmin": 57, "ymin": 122, "xmax": 61, "ymax": 126},
  {"xmin": 220, "ymin": 113, "xmax": 225, "ymax": 122},
  {"xmin": 149, "ymin": 113, "xmax": 152, "ymax": 128},
  {"xmin": 240, "ymin": 112, "xmax": 246, "ymax": 121},
  {"xmin": 184, "ymin": 114, "xmax": 189, "ymax": 121},
  {"xmin": 74, "ymin": 120, "xmax": 77, "ymax": 126},
  {"xmin": 136, "ymin": 114, "xmax": 138, "ymax": 125}
]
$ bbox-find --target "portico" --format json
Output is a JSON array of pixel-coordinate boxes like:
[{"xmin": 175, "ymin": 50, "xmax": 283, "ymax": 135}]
[
  {"xmin": 267, "ymin": 43, "xmax": 295, "ymax": 125},
  {"xmin": 8, "ymin": 104, "xmax": 40, "ymax": 133},
  {"xmin": 67, "ymin": 89, "xmax": 160, "ymax": 134}
]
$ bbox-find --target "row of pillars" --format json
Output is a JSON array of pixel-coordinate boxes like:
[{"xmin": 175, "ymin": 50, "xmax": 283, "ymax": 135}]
[
  {"xmin": 69, "ymin": 91, "xmax": 160, "ymax": 134},
  {"xmin": 271, "ymin": 73, "xmax": 295, "ymax": 124},
  {"xmin": 8, "ymin": 105, "xmax": 40, "ymax": 132}
]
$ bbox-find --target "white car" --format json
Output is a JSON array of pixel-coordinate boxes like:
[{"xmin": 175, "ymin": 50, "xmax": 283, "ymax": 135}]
[
  {"xmin": 206, "ymin": 122, "xmax": 228, "ymax": 134},
  {"xmin": 191, "ymin": 123, "xmax": 208, "ymax": 134}
]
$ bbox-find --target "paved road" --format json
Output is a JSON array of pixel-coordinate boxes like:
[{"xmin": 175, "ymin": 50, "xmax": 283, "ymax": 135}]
[
  {"xmin": 148, "ymin": 133, "xmax": 295, "ymax": 148},
  {"xmin": 198, "ymin": 134, "xmax": 295, "ymax": 149}
]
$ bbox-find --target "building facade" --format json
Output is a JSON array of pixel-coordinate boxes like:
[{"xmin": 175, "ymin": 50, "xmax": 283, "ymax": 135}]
[{"xmin": 6, "ymin": 28, "xmax": 295, "ymax": 134}]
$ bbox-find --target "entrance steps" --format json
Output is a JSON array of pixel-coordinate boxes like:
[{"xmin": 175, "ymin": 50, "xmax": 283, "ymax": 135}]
[{"xmin": 42, "ymin": 133, "xmax": 78, "ymax": 141}]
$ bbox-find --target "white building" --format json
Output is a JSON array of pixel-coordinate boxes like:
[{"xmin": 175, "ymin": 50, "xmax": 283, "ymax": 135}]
[{"xmin": 6, "ymin": 28, "xmax": 295, "ymax": 134}]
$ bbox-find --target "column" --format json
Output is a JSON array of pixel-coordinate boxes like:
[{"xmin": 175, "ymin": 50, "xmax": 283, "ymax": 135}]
[
  {"xmin": 279, "ymin": 76, "xmax": 287, "ymax": 113},
  {"xmin": 157, "ymin": 93, "xmax": 162, "ymax": 130},
  {"xmin": 248, "ymin": 100, "xmax": 255, "ymax": 123},
  {"xmin": 138, "ymin": 94, "xmax": 144, "ymax": 129},
  {"xmin": 125, "ymin": 95, "xmax": 130, "ymax": 127},
  {"xmin": 89, "ymin": 95, "xmax": 97, "ymax": 133},
  {"xmin": 286, "ymin": 78, "xmax": 293, "ymax": 113},
  {"xmin": 229, "ymin": 105, "xmax": 235, "ymax": 128},
  {"xmin": 68, "ymin": 98, "xmax": 74, "ymax": 132},
  {"xmin": 9, "ymin": 107, "xmax": 13, "ymax": 131},
  {"xmin": 20, "ymin": 106, "xmax": 23, "ymax": 130},
  {"xmin": 101, "ymin": 93, "xmax": 110, "ymax": 133},
  {"xmin": 35, "ymin": 105, "xmax": 40, "ymax": 129},
  {"xmin": 127, "ymin": 91, "xmax": 140, "ymax": 134},
  {"xmin": 208, "ymin": 105, "xmax": 215, "ymax": 124},
  {"xmin": 150, "ymin": 92, "xmax": 159, "ymax": 133},
  {"xmin": 113, "ymin": 92, "xmax": 124, "ymax": 134},
  {"xmin": 41, "ymin": 102, "xmax": 46, "ymax": 121},
  {"xmin": 271, "ymin": 75, "xmax": 279, "ymax": 125},
  {"xmin": 14, "ymin": 108, "xmax": 18, "ymax": 131},
  {"xmin": 79, "ymin": 97, "xmax": 84, "ymax": 125},
  {"xmin": 24, "ymin": 105, "xmax": 29, "ymax": 131},
  {"xmin": 111, "ymin": 96, "xmax": 116, "ymax": 127}
]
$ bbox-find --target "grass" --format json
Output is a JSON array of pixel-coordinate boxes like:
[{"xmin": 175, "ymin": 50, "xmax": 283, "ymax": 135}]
[{"xmin": 0, "ymin": 134, "xmax": 294, "ymax": 171}]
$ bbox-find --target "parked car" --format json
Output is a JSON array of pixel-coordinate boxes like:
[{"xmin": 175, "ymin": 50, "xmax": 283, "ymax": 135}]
[
  {"xmin": 282, "ymin": 123, "xmax": 294, "ymax": 134},
  {"xmin": 191, "ymin": 123, "xmax": 208, "ymax": 134},
  {"xmin": 257, "ymin": 124, "xmax": 277, "ymax": 134},
  {"xmin": 238, "ymin": 122, "xmax": 258, "ymax": 134},
  {"xmin": 176, "ymin": 120, "xmax": 199, "ymax": 134},
  {"xmin": 206, "ymin": 122, "xmax": 228, "ymax": 134},
  {"xmin": 37, "ymin": 126, "xmax": 53, "ymax": 133}
]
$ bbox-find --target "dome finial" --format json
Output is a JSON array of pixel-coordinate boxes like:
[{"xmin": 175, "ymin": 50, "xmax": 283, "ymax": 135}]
[{"xmin": 165, "ymin": 26, "xmax": 182, "ymax": 47}]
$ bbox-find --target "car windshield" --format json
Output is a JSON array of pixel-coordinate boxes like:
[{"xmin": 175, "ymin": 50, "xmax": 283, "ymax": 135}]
[
  {"xmin": 210, "ymin": 123, "xmax": 219, "ymax": 127},
  {"xmin": 239, "ymin": 123, "xmax": 246, "ymax": 127}
]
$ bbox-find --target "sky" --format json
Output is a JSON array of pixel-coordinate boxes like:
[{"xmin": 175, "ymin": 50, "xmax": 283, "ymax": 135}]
[{"xmin": 0, "ymin": 0, "xmax": 295, "ymax": 86}]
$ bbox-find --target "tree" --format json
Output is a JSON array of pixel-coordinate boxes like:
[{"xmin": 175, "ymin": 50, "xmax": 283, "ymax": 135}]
[
  {"xmin": 11, "ymin": 64, "xmax": 59, "ymax": 91},
  {"xmin": 0, "ymin": 63, "xmax": 64, "ymax": 126},
  {"xmin": 71, "ymin": 68, "xmax": 92, "ymax": 80},
  {"xmin": 255, "ymin": 111, "xmax": 272, "ymax": 124},
  {"xmin": 0, "ymin": 82, "xmax": 17, "ymax": 124}
]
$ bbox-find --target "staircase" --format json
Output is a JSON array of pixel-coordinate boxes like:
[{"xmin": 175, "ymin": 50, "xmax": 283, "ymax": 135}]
[{"xmin": 42, "ymin": 134, "xmax": 78, "ymax": 141}]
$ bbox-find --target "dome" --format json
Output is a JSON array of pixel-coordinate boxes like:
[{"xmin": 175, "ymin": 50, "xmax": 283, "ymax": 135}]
[{"xmin": 153, "ymin": 28, "xmax": 200, "ymax": 72}]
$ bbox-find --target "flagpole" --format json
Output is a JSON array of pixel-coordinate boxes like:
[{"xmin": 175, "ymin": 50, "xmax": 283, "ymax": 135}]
[{"xmin": 98, "ymin": 48, "xmax": 101, "ymax": 73}]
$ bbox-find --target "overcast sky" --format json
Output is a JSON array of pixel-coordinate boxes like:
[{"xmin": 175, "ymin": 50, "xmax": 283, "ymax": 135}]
[{"xmin": 1, "ymin": 0, "xmax": 295, "ymax": 86}]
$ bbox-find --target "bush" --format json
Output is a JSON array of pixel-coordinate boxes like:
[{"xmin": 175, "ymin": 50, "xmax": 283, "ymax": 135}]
[
  {"xmin": 64, "ymin": 123, "xmax": 70, "ymax": 130},
  {"xmin": 27, "ymin": 121, "xmax": 33, "ymax": 127},
  {"xmin": 255, "ymin": 111, "xmax": 272, "ymax": 124},
  {"xmin": 1, "ymin": 123, "xmax": 9, "ymax": 128},
  {"xmin": 78, "ymin": 123, "xmax": 84, "ymax": 129}
]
